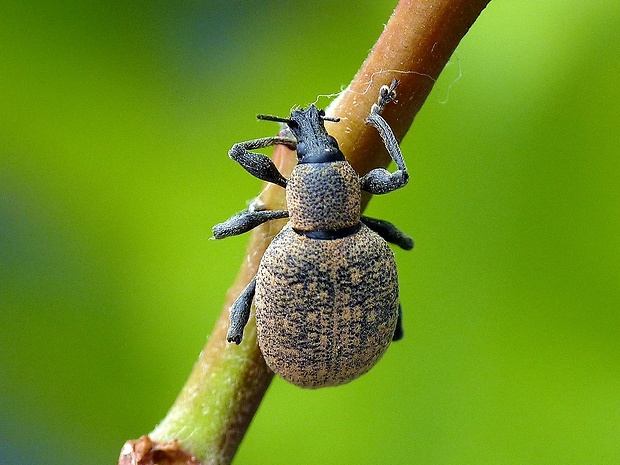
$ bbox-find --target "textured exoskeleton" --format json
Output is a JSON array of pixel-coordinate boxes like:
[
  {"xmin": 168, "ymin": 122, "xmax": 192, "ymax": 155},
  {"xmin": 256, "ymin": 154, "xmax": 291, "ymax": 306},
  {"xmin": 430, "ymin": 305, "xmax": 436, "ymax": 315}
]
[{"xmin": 213, "ymin": 79, "xmax": 412, "ymax": 388}]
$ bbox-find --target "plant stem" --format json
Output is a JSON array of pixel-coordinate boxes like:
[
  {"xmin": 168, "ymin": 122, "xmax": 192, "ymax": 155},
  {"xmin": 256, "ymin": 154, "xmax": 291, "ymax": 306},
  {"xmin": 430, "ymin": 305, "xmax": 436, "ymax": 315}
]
[{"xmin": 118, "ymin": 0, "xmax": 490, "ymax": 464}]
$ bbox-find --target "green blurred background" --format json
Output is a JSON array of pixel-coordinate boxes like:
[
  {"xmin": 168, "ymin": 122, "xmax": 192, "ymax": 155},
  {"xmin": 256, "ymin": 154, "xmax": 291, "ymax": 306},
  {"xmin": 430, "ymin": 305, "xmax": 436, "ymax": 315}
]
[{"xmin": 1, "ymin": 1, "xmax": 619, "ymax": 464}]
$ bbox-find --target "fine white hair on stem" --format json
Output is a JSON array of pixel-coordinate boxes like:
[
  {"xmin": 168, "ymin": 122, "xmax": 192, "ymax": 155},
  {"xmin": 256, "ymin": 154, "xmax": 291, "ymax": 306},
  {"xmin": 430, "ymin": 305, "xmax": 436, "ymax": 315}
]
[
  {"xmin": 436, "ymin": 51, "xmax": 462, "ymax": 105},
  {"xmin": 310, "ymin": 68, "xmax": 437, "ymax": 108}
]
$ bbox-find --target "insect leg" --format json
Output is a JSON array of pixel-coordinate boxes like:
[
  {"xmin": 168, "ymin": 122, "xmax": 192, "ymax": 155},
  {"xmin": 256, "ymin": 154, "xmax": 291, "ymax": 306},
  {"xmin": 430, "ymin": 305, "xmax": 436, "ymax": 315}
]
[
  {"xmin": 392, "ymin": 303, "xmax": 404, "ymax": 341},
  {"xmin": 213, "ymin": 209, "xmax": 289, "ymax": 239},
  {"xmin": 361, "ymin": 216, "xmax": 414, "ymax": 250},
  {"xmin": 360, "ymin": 79, "xmax": 409, "ymax": 195},
  {"xmin": 229, "ymin": 136, "xmax": 297, "ymax": 188},
  {"xmin": 226, "ymin": 277, "xmax": 257, "ymax": 344}
]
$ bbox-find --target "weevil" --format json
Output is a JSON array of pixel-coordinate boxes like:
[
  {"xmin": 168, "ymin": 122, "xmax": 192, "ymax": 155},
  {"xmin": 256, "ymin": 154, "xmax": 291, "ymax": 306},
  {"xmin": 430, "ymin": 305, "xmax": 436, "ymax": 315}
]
[{"xmin": 213, "ymin": 79, "xmax": 412, "ymax": 388}]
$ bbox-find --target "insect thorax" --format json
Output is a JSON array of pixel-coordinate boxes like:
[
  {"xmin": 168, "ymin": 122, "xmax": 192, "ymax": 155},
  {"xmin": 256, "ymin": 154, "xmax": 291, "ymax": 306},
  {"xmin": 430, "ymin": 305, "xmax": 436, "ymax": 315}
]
[{"xmin": 286, "ymin": 161, "xmax": 361, "ymax": 231}]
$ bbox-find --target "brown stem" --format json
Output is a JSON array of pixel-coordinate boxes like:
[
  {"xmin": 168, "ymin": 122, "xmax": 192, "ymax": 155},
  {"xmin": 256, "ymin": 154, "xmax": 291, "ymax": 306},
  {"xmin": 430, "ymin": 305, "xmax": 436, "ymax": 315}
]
[
  {"xmin": 327, "ymin": 0, "xmax": 491, "ymax": 184},
  {"xmin": 118, "ymin": 0, "xmax": 490, "ymax": 464}
]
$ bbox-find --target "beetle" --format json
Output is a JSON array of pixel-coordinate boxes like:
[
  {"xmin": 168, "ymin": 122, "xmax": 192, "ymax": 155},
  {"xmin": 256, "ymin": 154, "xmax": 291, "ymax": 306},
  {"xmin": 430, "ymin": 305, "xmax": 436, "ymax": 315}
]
[{"xmin": 213, "ymin": 79, "xmax": 412, "ymax": 388}]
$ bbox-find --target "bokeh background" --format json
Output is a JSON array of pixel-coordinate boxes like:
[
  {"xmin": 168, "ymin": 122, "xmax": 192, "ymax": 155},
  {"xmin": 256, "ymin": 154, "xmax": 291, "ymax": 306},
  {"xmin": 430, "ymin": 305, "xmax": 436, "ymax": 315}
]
[{"xmin": 1, "ymin": 1, "xmax": 619, "ymax": 464}]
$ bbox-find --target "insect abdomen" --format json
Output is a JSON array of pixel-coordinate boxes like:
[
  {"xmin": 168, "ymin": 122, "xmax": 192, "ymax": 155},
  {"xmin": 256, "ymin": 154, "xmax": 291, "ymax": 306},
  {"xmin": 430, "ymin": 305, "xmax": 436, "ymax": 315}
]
[{"xmin": 254, "ymin": 225, "xmax": 399, "ymax": 388}]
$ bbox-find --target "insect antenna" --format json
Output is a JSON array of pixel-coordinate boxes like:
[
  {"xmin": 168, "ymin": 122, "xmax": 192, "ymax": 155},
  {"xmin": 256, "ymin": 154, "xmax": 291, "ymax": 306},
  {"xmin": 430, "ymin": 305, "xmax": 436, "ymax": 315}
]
[
  {"xmin": 257, "ymin": 114, "xmax": 294, "ymax": 124},
  {"xmin": 321, "ymin": 115, "xmax": 341, "ymax": 123}
]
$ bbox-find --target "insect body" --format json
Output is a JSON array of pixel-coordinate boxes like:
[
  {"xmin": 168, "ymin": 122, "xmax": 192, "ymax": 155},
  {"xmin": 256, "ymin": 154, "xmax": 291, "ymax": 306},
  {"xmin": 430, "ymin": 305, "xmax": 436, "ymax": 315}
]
[{"xmin": 213, "ymin": 80, "xmax": 412, "ymax": 388}]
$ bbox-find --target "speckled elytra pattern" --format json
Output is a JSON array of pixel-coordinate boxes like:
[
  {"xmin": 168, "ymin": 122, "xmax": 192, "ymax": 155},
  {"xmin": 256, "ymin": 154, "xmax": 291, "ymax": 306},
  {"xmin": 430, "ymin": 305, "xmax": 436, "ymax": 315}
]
[
  {"xmin": 254, "ymin": 224, "xmax": 399, "ymax": 388},
  {"xmin": 287, "ymin": 161, "xmax": 360, "ymax": 231}
]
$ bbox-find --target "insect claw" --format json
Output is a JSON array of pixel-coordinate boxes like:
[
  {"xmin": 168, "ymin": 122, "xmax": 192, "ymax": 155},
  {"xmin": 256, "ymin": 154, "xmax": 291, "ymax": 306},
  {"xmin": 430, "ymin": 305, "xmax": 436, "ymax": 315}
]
[{"xmin": 371, "ymin": 79, "xmax": 399, "ymax": 115}]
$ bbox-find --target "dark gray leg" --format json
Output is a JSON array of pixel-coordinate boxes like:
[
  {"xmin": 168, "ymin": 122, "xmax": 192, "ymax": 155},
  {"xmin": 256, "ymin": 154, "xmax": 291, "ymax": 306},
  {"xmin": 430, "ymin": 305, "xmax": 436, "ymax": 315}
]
[
  {"xmin": 361, "ymin": 216, "xmax": 414, "ymax": 250},
  {"xmin": 227, "ymin": 277, "xmax": 257, "ymax": 344},
  {"xmin": 229, "ymin": 136, "xmax": 297, "ymax": 188},
  {"xmin": 360, "ymin": 79, "xmax": 409, "ymax": 195},
  {"xmin": 393, "ymin": 304, "xmax": 404, "ymax": 341},
  {"xmin": 213, "ymin": 209, "xmax": 289, "ymax": 239}
]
